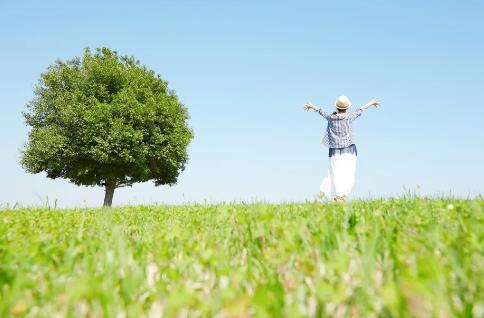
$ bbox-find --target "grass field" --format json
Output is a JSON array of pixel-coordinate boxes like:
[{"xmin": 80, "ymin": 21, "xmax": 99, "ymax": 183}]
[{"xmin": 0, "ymin": 198, "xmax": 483, "ymax": 317}]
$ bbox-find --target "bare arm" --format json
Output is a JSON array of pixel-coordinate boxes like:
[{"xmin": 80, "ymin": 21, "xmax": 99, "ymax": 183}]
[
  {"xmin": 304, "ymin": 102, "xmax": 330, "ymax": 119},
  {"xmin": 303, "ymin": 102, "xmax": 320, "ymax": 112},
  {"xmin": 359, "ymin": 98, "xmax": 381, "ymax": 110}
]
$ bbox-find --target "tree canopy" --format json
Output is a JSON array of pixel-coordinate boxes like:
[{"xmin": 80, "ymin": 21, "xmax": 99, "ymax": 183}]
[{"xmin": 21, "ymin": 47, "xmax": 193, "ymax": 206}]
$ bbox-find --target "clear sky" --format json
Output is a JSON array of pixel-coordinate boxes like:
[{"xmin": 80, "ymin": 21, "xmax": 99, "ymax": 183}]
[{"xmin": 1, "ymin": 0, "xmax": 483, "ymax": 207}]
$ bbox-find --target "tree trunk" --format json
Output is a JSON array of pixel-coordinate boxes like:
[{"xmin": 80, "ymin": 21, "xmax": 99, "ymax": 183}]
[{"xmin": 103, "ymin": 181, "xmax": 116, "ymax": 207}]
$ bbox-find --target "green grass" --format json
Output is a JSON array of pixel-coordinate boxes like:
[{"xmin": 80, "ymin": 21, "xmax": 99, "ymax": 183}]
[{"xmin": 0, "ymin": 198, "xmax": 483, "ymax": 317}]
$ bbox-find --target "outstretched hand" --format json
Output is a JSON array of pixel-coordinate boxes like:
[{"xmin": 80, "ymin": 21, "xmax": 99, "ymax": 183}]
[
  {"xmin": 369, "ymin": 98, "xmax": 381, "ymax": 107},
  {"xmin": 360, "ymin": 98, "xmax": 381, "ymax": 110},
  {"xmin": 304, "ymin": 103, "xmax": 319, "ymax": 112}
]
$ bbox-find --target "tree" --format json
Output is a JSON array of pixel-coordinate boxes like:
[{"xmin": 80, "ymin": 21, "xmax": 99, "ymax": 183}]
[{"xmin": 21, "ymin": 47, "xmax": 193, "ymax": 206}]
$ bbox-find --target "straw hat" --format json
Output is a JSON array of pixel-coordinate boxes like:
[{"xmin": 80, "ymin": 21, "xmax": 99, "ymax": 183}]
[{"xmin": 334, "ymin": 96, "xmax": 352, "ymax": 110}]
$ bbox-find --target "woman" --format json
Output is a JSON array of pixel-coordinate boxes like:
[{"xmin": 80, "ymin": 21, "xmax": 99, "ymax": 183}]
[{"xmin": 304, "ymin": 96, "xmax": 380, "ymax": 202}]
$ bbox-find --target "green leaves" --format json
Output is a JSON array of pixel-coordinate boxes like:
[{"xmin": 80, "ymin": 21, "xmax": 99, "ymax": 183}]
[
  {"xmin": 21, "ymin": 47, "xmax": 193, "ymax": 198},
  {"xmin": 21, "ymin": 126, "xmax": 68, "ymax": 177}
]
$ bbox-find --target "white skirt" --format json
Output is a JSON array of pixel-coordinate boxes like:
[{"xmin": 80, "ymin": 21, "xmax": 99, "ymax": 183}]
[{"xmin": 320, "ymin": 152, "xmax": 357, "ymax": 198}]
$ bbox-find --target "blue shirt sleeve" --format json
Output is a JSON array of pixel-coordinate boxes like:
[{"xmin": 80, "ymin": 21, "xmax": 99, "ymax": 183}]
[
  {"xmin": 318, "ymin": 108, "xmax": 331, "ymax": 119},
  {"xmin": 348, "ymin": 108, "xmax": 363, "ymax": 121}
]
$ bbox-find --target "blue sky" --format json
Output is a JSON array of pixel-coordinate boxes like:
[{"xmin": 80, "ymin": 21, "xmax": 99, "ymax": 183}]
[{"xmin": 1, "ymin": 0, "xmax": 483, "ymax": 207}]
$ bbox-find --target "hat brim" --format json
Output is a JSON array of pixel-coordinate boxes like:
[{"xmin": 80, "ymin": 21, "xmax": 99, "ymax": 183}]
[{"xmin": 335, "ymin": 102, "xmax": 351, "ymax": 110}]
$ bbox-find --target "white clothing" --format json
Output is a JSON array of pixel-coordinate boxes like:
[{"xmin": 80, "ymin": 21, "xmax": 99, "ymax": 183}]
[{"xmin": 320, "ymin": 152, "xmax": 357, "ymax": 197}]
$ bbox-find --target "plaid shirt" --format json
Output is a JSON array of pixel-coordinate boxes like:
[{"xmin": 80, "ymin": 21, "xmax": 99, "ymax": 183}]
[{"xmin": 318, "ymin": 108, "xmax": 363, "ymax": 148}]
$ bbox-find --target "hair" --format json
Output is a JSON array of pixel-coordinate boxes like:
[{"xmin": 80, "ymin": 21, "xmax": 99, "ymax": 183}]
[{"xmin": 332, "ymin": 108, "xmax": 347, "ymax": 115}]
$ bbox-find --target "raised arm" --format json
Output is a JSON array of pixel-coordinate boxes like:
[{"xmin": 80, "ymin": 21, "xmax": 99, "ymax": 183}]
[
  {"xmin": 349, "ymin": 98, "xmax": 381, "ymax": 121},
  {"xmin": 304, "ymin": 102, "xmax": 330, "ymax": 119},
  {"xmin": 359, "ymin": 98, "xmax": 381, "ymax": 111}
]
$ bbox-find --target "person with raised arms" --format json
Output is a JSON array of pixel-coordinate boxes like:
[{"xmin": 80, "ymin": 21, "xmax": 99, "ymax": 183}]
[{"xmin": 304, "ymin": 96, "xmax": 380, "ymax": 202}]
